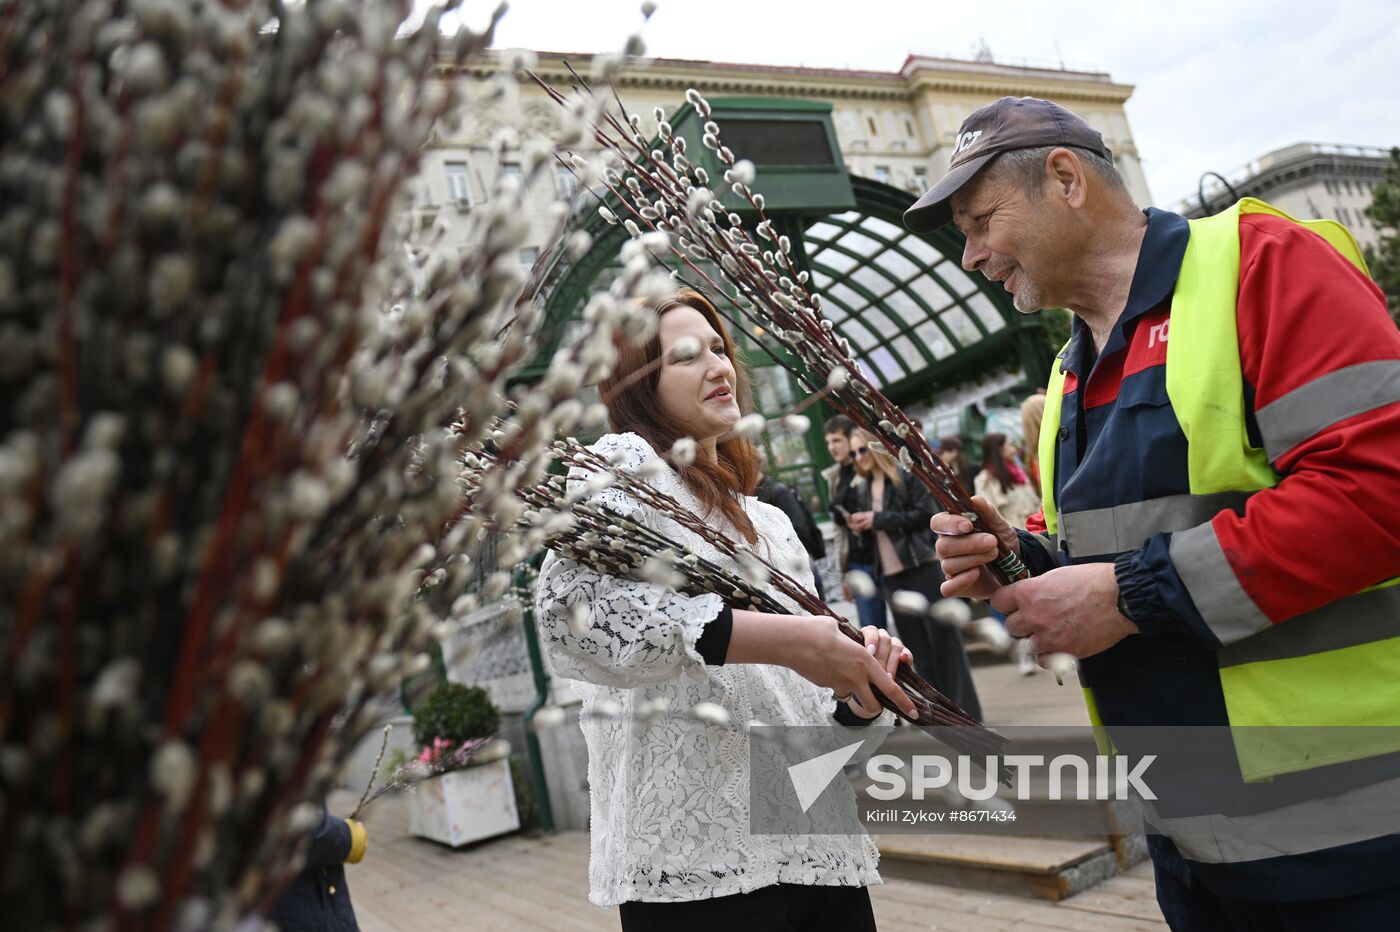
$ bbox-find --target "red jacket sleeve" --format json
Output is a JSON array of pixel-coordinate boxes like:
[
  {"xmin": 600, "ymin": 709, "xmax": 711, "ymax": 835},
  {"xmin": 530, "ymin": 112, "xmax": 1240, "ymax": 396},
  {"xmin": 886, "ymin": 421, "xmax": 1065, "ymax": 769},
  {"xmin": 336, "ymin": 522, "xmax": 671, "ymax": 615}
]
[{"xmin": 1208, "ymin": 214, "xmax": 1400, "ymax": 624}]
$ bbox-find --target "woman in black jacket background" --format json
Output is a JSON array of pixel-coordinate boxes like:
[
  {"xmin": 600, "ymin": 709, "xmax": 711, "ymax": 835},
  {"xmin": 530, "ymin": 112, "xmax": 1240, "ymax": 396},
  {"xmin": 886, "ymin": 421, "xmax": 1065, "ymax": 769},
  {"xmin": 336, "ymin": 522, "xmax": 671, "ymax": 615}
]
[{"xmin": 845, "ymin": 429, "xmax": 982, "ymax": 722}]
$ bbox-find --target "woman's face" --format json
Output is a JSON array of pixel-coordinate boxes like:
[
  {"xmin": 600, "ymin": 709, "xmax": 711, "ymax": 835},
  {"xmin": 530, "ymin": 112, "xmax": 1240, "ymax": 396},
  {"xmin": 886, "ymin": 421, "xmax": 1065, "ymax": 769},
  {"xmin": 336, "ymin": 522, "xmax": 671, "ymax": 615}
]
[
  {"xmin": 850, "ymin": 434, "xmax": 873, "ymax": 476},
  {"xmin": 655, "ymin": 306, "xmax": 741, "ymax": 443},
  {"xmin": 1001, "ymin": 439, "xmax": 1018, "ymax": 461},
  {"xmin": 937, "ymin": 448, "xmax": 957, "ymax": 466}
]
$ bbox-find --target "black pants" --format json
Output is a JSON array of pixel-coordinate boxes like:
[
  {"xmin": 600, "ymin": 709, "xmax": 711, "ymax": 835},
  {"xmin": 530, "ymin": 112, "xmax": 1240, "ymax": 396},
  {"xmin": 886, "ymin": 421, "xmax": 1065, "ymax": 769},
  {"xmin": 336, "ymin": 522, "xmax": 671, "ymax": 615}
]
[
  {"xmin": 883, "ymin": 562, "xmax": 983, "ymax": 723},
  {"xmin": 619, "ymin": 884, "xmax": 876, "ymax": 932},
  {"xmin": 1153, "ymin": 856, "xmax": 1400, "ymax": 930}
]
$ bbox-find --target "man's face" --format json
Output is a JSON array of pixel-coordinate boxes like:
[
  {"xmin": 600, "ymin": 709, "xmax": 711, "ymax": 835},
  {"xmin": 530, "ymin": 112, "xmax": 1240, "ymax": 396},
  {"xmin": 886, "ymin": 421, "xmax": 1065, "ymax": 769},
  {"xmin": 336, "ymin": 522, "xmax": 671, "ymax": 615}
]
[
  {"xmin": 951, "ymin": 168, "xmax": 1065, "ymax": 314},
  {"xmin": 825, "ymin": 432, "xmax": 851, "ymax": 464}
]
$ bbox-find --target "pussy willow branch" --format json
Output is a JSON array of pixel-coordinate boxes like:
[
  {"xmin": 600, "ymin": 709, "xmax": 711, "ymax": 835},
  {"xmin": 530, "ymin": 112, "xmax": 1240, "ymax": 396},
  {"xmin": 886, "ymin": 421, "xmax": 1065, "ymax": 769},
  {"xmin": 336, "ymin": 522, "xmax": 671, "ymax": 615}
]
[
  {"xmin": 529, "ymin": 72, "xmax": 1028, "ymax": 586},
  {"xmin": 462, "ymin": 446, "xmax": 1009, "ymax": 767}
]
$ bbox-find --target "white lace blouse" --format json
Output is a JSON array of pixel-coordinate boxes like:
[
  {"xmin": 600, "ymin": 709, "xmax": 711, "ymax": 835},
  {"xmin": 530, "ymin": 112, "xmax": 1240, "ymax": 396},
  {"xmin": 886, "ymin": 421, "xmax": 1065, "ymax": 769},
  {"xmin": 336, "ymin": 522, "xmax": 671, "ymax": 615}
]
[{"xmin": 535, "ymin": 432, "xmax": 891, "ymax": 906}]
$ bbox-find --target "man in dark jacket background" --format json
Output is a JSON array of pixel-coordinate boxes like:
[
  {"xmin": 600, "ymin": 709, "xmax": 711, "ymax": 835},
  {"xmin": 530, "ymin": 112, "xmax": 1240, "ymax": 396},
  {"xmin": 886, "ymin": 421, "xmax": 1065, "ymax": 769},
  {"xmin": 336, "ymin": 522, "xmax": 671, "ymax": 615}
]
[
  {"xmin": 267, "ymin": 810, "xmax": 367, "ymax": 932},
  {"xmin": 756, "ymin": 452, "xmax": 827, "ymax": 600}
]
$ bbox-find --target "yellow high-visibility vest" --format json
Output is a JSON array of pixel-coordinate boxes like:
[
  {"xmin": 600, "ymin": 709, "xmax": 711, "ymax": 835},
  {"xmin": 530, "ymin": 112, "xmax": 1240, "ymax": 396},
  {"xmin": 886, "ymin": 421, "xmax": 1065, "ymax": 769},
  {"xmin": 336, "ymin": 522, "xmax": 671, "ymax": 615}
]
[{"xmin": 1038, "ymin": 199, "xmax": 1400, "ymax": 785}]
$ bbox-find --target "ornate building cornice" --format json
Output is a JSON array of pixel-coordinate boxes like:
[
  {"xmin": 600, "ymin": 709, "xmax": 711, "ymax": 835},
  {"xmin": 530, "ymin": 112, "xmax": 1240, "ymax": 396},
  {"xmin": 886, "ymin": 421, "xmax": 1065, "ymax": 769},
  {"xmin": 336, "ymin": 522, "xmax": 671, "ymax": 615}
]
[{"xmin": 446, "ymin": 49, "xmax": 1134, "ymax": 107}]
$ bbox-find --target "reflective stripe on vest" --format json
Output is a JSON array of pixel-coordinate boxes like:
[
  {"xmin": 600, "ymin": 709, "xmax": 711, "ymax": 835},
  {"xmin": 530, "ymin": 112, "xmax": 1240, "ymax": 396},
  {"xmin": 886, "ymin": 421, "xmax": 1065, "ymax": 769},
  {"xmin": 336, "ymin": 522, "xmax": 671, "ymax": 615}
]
[
  {"xmin": 1144, "ymin": 769, "xmax": 1400, "ymax": 864},
  {"xmin": 1037, "ymin": 199, "xmax": 1400, "ymax": 791},
  {"xmin": 1055, "ymin": 490, "xmax": 1254, "ymax": 559}
]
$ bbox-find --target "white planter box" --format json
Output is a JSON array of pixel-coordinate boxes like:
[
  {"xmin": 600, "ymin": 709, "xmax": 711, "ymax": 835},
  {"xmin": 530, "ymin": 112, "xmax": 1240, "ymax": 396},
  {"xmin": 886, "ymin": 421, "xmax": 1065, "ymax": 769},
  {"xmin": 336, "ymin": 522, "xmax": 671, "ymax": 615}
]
[{"xmin": 408, "ymin": 757, "xmax": 521, "ymax": 847}]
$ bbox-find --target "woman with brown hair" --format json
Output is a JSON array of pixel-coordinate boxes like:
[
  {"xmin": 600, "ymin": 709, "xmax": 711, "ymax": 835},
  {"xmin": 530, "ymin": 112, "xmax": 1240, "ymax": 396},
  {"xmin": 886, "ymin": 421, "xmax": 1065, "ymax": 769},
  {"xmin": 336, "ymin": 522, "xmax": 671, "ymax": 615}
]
[
  {"xmin": 535, "ymin": 290, "xmax": 915, "ymax": 930},
  {"xmin": 845, "ymin": 428, "xmax": 983, "ymax": 723},
  {"xmin": 974, "ymin": 432, "xmax": 1041, "ymax": 531}
]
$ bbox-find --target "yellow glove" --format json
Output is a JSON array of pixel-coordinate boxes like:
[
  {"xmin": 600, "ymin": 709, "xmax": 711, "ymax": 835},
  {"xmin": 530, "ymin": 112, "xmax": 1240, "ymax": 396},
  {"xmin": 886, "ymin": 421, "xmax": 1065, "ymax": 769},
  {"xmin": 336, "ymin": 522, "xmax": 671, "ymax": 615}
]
[{"xmin": 345, "ymin": 818, "xmax": 369, "ymax": 864}]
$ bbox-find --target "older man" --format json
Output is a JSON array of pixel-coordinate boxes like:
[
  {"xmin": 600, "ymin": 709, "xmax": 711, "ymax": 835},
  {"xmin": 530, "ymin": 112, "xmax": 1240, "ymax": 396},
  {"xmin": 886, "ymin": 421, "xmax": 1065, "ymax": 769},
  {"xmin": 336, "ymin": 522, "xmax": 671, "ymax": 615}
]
[{"xmin": 907, "ymin": 97, "xmax": 1400, "ymax": 928}]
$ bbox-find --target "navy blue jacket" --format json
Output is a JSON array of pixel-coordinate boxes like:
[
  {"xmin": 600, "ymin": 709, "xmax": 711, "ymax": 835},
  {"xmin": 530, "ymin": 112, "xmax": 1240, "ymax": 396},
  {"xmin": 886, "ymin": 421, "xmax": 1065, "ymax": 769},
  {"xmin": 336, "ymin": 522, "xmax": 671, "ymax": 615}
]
[
  {"xmin": 266, "ymin": 812, "xmax": 361, "ymax": 932},
  {"xmin": 1015, "ymin": 209, "xmax": 1400, "ymax": 901}
]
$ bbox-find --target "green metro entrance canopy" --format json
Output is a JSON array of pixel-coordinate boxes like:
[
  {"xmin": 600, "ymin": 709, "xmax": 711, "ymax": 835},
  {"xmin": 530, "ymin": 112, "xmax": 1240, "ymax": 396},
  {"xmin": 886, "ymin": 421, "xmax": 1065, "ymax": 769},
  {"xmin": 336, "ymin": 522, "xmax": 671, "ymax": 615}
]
[{"xmin": 524, "ymin": 99, "xmax": 1051, "ymax": 504}]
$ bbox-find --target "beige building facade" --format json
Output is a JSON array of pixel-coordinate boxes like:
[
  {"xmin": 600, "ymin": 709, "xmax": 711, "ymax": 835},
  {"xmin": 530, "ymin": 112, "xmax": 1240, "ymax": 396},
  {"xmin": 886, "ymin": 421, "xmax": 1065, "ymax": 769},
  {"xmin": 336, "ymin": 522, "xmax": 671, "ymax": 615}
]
[
  {"xmin": 1177, "ymin": 142, "xmax": 1391, "ymax": 253},
  {"xmin": 408, "ymin": 51, "xmax": 1151, "ymax": 263}
]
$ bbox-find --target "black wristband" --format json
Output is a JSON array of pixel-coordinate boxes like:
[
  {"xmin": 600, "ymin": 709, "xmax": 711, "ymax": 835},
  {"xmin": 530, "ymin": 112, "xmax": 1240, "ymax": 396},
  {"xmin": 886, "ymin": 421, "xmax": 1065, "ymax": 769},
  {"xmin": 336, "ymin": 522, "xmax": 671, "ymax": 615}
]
[{"xmin": 695, "ymin": 606, "xmax": 734, "ymax": 665}]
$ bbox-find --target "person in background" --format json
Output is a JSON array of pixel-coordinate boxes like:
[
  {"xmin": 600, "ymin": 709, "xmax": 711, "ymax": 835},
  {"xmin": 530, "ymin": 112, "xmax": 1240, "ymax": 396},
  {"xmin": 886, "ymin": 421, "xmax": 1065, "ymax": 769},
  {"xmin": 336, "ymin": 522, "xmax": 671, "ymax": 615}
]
[
  {"xmin": 267, "ymin": 810, "xmax": 367, "ymax": 932},
  {"xmin": 974, "ymin": 432, "xmax": 1041, "ymax": 673},
  {"xmin": 846, "ymin": 428, "xmax": 983, "ymax": 721},
  {"xmin": 1020, "ymin": 391, "xmax": 1047, "ymax": 488},
  {"xmin": 825, "ymin": 416, "xmax": 889, "ymax": 630},
  {"xmin": 974, "ymin": 432, "xmax": 1041, "ymax": 530},
  {"xmin": 936, "ymin": 436, "xmax": 979, "ymax": 496},
  {"xmin": 756, "ymin": 450, "xmax": 827, "ymax": 600}
]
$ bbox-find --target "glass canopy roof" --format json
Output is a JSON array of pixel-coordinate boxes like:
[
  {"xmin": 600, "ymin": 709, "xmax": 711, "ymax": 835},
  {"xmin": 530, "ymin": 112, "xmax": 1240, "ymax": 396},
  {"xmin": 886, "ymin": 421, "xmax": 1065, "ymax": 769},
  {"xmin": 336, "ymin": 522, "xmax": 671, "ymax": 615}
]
[
  {"xmin": 530, "ymin": 175, "xmax": 1051, "ymax": 504},
  {"xmin": 804, "ymin": 210, "xmax": 1008, "ymax": 391}
]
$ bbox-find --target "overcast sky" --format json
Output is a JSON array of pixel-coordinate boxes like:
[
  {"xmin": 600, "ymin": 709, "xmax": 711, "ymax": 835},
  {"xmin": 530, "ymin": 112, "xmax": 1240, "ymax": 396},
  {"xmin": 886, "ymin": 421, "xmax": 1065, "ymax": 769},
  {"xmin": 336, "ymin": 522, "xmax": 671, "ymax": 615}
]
[{"xmin": 448, "ymin": 0, "xmax": 1399, "ymax": 208}]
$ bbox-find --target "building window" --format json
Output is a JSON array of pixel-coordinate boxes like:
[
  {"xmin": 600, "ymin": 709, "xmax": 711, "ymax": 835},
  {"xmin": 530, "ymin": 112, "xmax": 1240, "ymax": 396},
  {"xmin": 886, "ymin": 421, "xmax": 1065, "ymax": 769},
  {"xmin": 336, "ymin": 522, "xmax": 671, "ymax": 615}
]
[
  {"xmin": 519, "ymin": 247, "xmax": 539, "ymax": 267},
  {"xmin": 1338, "ymin": 207, "xmax": 1351, "ymax": 225},
  {"xmin": 445, "ymin": 162, "xmax": 472, "ymax": 204},
  {"xmin": 873, "ymin": 165, "xmax": 891, "ymax": 183},
  {"xmin": 501, "ymin": 162, "xmax": 524, "ymax": 184},
  {"xmin": 1324, "ymin": 180, "xmax": 1335, "ymax": 195},
  {"xmin": 555, "ymin": 164, "xmax": 578, "ymax": 199},
  {"xmin": 867, "ymin": 116, "xmax": 879, "ymax": 137}
]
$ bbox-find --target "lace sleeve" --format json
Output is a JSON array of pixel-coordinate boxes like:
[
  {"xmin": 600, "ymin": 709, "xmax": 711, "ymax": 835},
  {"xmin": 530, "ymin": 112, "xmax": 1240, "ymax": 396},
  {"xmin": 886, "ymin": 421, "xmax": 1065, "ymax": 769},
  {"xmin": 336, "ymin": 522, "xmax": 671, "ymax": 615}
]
[{"xmin": 534, "ymin": 433, "xmax": 725, "ymax": 688}]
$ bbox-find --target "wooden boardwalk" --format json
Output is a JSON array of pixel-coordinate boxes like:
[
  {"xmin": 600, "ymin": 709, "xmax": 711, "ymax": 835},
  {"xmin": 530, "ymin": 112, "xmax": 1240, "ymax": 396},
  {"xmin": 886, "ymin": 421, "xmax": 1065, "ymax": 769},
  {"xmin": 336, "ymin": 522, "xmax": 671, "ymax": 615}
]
[
  {"xmin": 347, "ymin": 797, "xmax": 1164, "ymax": 931},
  {"xmin": 345, "ymin": 659, "xmax": 1166, "ymax": 931}
]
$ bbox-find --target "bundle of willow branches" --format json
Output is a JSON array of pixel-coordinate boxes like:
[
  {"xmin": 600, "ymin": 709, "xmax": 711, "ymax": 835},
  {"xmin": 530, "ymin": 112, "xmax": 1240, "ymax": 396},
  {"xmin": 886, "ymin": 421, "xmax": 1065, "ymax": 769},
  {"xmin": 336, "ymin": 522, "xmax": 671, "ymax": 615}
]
[
  {"xmin": 460, "ymin": 442, "xmax": 1010, "ymax": 765},
  {"xmin": 0, "ymin": 3, "xmax": 658, "ymax": 926},
  {"xmin": 531, "ymin": 74, "xmax": 1030, "ymax": 586}
]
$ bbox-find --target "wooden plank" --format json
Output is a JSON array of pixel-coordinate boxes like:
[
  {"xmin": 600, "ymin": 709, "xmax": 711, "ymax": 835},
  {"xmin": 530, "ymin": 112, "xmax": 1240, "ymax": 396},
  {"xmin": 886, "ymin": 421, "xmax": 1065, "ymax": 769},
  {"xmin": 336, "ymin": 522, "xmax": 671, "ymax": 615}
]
[
  {"xmin": 875, "ymin": 833, "xmax": 1112, "ymax": 873},
  {"xmin": 1056, "ymin": 881, "xmax": 1169, "ymax": 925},
  {"xmin": 873, "ymin": 876, "xmax": 1166, "ymax": 931},
  {"xmin": 972, "ymin": 664, "xmax": 1093, "ymax": 729}
]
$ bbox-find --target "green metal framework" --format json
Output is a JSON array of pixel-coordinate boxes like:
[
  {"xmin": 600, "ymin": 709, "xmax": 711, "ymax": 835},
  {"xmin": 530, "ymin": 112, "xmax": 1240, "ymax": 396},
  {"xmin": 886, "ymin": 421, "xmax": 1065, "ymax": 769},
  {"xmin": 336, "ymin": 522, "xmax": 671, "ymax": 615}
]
[{"xmin": 528, "ymin": 176, "xmax": 1051, "ymax": 503}]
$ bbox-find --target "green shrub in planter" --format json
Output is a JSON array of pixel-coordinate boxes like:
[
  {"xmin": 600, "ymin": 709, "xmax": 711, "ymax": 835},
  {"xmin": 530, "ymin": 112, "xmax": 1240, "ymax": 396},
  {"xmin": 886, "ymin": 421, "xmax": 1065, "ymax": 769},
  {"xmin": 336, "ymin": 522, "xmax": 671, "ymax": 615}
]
[{"xmin": 412, "ymin": 683, "xmax": 500, "ymax": 748}]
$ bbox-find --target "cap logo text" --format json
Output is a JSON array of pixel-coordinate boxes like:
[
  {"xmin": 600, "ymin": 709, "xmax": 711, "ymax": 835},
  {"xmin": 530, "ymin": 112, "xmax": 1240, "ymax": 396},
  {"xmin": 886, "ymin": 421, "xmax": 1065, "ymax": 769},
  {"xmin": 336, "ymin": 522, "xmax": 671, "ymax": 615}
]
[{"xmin": 953, "ymin": 130, "xmax": 983, "ymax": 155}]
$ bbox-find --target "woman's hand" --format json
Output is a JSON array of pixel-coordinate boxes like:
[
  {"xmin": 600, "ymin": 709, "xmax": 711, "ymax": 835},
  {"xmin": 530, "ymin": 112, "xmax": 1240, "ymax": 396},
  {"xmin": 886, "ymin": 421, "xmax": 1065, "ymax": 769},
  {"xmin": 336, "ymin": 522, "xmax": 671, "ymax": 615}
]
[
  {"xmin": 786, "ymin": 617, "xmax": 916, "ymax": 718},
  {"xmin": 725, "ymin": 611, "xmax": 915, "ymax": 717},
  {"xmin": 850, "ymin": 625, "xmax": 914, "ymax": 718},
  {"xmin": 847, "ymin": 511, "xmax": 875, "ymax": 533}
]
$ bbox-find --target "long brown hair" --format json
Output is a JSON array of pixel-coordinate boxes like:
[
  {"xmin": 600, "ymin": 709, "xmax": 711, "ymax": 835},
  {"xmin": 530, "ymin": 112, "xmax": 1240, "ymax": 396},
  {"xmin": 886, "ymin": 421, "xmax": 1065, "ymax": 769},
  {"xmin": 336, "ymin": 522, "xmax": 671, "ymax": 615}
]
[
  {"xmin": 851, "ymin": 428, "xmax": 902, "ymax": 487},
  {"xmin": 599, "ymin": 290, "xmax": 762, "ymax": 543},
  {"xmin": 981, "ymin": 432, "xmax": 1019, "ymax": 493}
]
